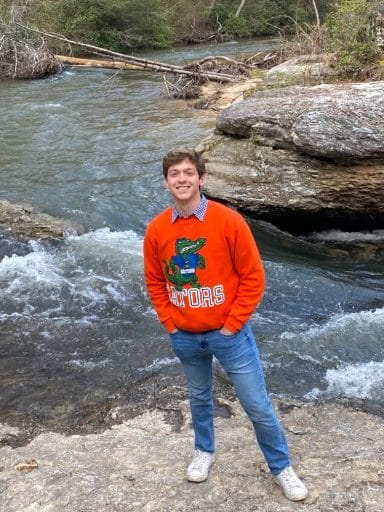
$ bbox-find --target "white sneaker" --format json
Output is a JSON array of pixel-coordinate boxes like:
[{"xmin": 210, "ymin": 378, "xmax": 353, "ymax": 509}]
[
  {"xmin": 186, "ymin": 450, "xmax": 215, "ymax": 482},
  {"xmin": 274, "ymin": 466, "xmax": 308, "ymax": 501}
]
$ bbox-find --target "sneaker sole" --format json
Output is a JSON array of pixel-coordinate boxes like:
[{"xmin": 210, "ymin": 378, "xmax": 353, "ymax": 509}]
[{"xmin": 186, "ymin": 473, "xmax": 209, "ymax": 483}]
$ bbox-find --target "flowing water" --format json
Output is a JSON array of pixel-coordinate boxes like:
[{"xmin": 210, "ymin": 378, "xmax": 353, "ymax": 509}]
[{"xmin": 0, "ymin": 39, "xmax": 383, "ymax": 432}]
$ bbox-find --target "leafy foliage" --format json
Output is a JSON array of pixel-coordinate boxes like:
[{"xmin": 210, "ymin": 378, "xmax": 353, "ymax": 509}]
[
  {"xmin": 325, "ymin": 0, "xmax": 381, "ymax": 76},
  {"xmin": 4, "ymin": 0, "xmax": 380, "ymax": 80},
  {"xmin": 2, "ymin": 0, "xmax": 336, "ymax": 52},
  {"xmin": 207, "ymin": 0, "xmax": 334, "ymax": 39},
  {"xmin": 28, "ymin": 0, "xmax": 175, "ymax": 51}
]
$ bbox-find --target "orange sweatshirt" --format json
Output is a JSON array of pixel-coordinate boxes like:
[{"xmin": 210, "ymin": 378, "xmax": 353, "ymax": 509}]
[{"xmin": 143, "ymin": 200, "xmax": 265, "ymax": 334}]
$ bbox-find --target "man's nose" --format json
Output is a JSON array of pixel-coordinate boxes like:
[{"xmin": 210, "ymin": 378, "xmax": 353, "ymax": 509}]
[{"xmin": 178, "ymin": 172, "xmax": 187, "ymax": 181}]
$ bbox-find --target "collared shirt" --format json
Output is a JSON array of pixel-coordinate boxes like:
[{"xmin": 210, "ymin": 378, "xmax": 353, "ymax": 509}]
[{"xmin": 171, "ymin": 194, "xmax": 208, "ymax": 223}]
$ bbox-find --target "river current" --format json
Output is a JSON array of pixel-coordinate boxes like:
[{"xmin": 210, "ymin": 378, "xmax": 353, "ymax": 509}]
[{"xmin": 0, "ymin": 40, "xmax": 383, "ymax": 432}]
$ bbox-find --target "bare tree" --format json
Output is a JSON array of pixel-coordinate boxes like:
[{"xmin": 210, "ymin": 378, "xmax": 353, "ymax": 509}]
[
  {"xmin": 235, "ymin": 0, "xmax": 247, "ymax": 18},
  {"xmin": 206, "ymin": 0, "xmax": 217, "ymax": 18},
  {"xmin": 311, "ymin": 0, "xmax": 321, "ymax": 29}
]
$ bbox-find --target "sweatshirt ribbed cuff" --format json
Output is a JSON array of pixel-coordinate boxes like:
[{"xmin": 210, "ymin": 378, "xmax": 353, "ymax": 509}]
[
  {"xmin": 164, "ymin": 319, "xmax": 177, "ymax": 334},
  {"xmin": 223, "ymin": 319, "xmax": 243, "ymax": 334}
]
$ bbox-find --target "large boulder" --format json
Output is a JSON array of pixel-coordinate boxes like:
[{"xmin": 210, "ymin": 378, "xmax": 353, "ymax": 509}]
[
  {"xmin": 216, "ymin": 81, "xmax": 384, "ymax": 161},
  {"xmin": 197, "ymin": 81, "xmax": 384, "ymax": 233},
  {"xmin": 264, "ymin": 54, "xmax": 337, "ymax": 86}
]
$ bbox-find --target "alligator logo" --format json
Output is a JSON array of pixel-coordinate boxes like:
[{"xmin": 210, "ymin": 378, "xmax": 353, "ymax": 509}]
[{"xmin": 163, "ymin": 237, "xmax": 206, "ymax": 291}]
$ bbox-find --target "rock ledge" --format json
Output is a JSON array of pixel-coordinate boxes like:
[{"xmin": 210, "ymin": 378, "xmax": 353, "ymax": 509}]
[{"xmin": 1, "ymin": 393, "xmax": 383, "ymax": 512}]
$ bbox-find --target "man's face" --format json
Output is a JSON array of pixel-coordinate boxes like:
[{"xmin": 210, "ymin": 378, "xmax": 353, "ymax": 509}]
[{"xmin": 164, "ymin": 158, "xmax": 206, "ymax": 204}]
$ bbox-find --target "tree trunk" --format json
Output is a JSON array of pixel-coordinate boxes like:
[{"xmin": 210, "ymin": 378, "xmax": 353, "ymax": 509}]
[
  {"xmin": 56, "ymin": 55, "xmax": 142, "ymax": 70},
  {"xmin": 235, "ymin": 0, "xmax": 246, "ymax": 18},
  {"xmin": 311, "ymin": 0, "xmax": 321, "ymax": 29}
]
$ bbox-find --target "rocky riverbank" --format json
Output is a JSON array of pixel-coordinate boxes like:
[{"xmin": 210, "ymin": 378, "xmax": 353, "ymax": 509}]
[
  {"xmin": 0, "ymin": 199, "xmax": 82, "ymax": 241},
  {"xmin": 1, "ymin": 374, "xmax": 383, "ymax": 511},
  {"xmin": 1, "ymin": 57, "xmax": 383, "ymax": 512}
]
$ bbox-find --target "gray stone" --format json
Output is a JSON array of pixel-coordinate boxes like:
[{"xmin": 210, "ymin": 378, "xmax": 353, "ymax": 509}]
[
  {"xmin": 1, "ymin": 397, "xmax": 383, "ymax": 511},
  {"xmin": 197, "ymin": 134, "xmax": 384, "ymax": 233},
  {"xmin": 265, "ymin": 54, "xmax": 337, "ymax": 85},
  {"xmin": 216, "ymin": 81, "xmax": 384, "ymax": 161},
  {"xmin": 197, "ymin": 81, "xmax": 384, "ymax": 233},
  {"xmin": 0, "ymin": 199, "xmax": 83, "ymax": 240}
]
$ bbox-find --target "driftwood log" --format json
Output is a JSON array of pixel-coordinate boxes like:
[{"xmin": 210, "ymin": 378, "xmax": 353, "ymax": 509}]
[
  {"xmin": 17, "ymin": 24, "xmax": 240, "ymax": 83},
  {"xmin": 56, "ymin": 55, "xmax": 142, "ymax": 70}
]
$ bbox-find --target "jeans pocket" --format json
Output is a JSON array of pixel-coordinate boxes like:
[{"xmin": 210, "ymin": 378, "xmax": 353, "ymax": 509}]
[
  {"xmin": 217, "ymin": 328, "xmax": 239, "ymax": 340},
  {"xmin": 169, "ymin": 329, "xmax": 197, "ymax": 360}
]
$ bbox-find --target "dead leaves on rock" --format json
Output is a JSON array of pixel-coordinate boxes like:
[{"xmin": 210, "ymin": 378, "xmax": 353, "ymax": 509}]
[{"xmin": 15, "ymin": 458, "xmax": 39, "ymax": 473}]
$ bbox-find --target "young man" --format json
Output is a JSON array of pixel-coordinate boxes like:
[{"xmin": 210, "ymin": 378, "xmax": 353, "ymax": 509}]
[{"xmin": 143, "ymin": 148, "xmax": 308, "ymax": 502}]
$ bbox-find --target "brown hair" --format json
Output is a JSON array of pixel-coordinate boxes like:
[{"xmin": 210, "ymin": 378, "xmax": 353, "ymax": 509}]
[{"xmin": 162, "ymin": 148, "xmax": 206, "ymax": 178}]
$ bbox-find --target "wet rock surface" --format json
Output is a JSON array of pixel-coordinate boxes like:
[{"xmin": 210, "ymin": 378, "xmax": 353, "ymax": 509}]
[
  {"xmin": 216, "ymin": 81, "xmax": 384, "ymax": 161},
  {"xmin": 0, "ymin": 376, "xmax": 383, "ymax": 512},
  {"xmin": 197, "ymin": 80, "xmax": 384, "ymax": 236},
  {"xmin": 197, "ymin": 76, "xmax": 384, "ymax": 239},
  {"xmin": 198, "ymin": 134, "xmax": 384, "ymax": 234},
  {"xmin": 0, "ymin": 199, "xmax": 82, "ymax": 241}
]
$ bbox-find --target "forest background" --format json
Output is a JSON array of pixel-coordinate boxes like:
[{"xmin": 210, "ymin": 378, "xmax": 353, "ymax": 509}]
[
  {"xmin": 0, "ymin": 1, "xmax": 383, "ymax": 81},
  {"xmin": 1, "ymin": 0, "xmax": 336, "ymax": 51}
]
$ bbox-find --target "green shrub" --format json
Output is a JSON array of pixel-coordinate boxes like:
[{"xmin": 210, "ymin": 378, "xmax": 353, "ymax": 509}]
[
  {"xmin": 28, "ymin": 0, "xmax": 175, "ymax": 52},
  {"xmin": 208, "ymin": 0, "xmax": 334, "ymax": 39},
  {"xmin": 325, "ymin": 0, "xmax": 380, "ymax": 76},
  {"xmin": 223, "ymin": 14, "xmax": 253, "ymax": 38}
]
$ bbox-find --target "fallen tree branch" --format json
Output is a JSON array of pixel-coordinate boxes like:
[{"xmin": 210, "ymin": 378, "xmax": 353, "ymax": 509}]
[
  {"xmin": 56, "ymin": 55, "xmax": 143, "ymax": 70},
  {"xmin": 17, "ymin": 24, "xmax": 240, "ymax": 83}
]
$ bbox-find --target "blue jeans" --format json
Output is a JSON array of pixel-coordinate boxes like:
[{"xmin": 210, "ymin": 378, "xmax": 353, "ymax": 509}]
[{"xmin": 170, "ymin": 322, "xmax": 291, "ymax": 475}]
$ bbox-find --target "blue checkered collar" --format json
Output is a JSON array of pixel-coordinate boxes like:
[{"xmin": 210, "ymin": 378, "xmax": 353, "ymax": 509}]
[{"xmin": 171, "ymin": 194, "xmax": 208, "ymax": 223}]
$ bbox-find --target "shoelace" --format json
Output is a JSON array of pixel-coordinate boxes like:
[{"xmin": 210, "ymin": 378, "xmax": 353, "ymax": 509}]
[
  {"xmin": 279, "ymin": 467, "xmax": 302, "ymax": 489},
  {"xmin": 190, "ymin": 451, "xmax": 211, "ymax": 471}
]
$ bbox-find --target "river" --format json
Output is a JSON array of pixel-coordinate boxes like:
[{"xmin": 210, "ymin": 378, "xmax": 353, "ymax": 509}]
[{"xmin": 0, "ymin": 39, "xmax": 383, "ymax": 433}]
